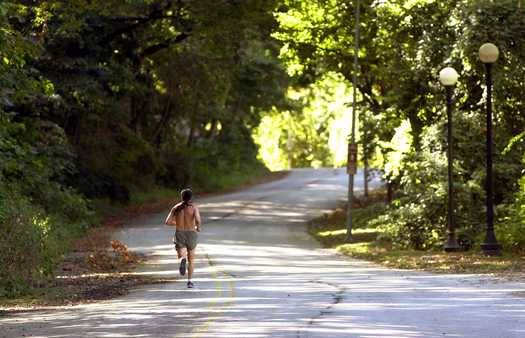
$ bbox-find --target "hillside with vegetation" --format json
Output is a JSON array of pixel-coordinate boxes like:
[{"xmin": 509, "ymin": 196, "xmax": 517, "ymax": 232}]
[{"xmin": 0, "ymin": 0, "xmax": 289, "ymax": 297}]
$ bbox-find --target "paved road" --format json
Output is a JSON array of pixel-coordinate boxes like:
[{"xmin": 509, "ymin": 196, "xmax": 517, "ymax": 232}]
[{"xmin": 1, "ymin": 168, "xmax": 524, "ymax": 337}]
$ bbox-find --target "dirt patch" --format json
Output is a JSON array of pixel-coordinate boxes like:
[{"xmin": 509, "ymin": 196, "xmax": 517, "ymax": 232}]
[
  {"xmin": 1, "ymin": 273, "xmax": 174, "ymax": 314},
  {"xmin": 0, "ymin": 239, "xmax": 171, "ymax": 312}
]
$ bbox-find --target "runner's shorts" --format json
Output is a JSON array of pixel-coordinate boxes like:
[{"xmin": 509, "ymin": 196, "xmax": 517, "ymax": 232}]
[{"xmin": 174, "ymin": 230, "xmax": 198, "ymax": 251}]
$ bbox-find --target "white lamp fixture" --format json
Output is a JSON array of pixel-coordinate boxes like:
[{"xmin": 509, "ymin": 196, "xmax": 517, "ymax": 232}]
[
  {"xmin": 479, "ymin": 43, "xmax": 499, "ymax": 64},
  {"xmin": 439, "ymin": 67, "xmax": 459, "ymax": 86}
]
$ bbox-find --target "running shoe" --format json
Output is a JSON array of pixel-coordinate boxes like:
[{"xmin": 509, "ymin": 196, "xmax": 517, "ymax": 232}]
[
  {"xmin": 179, "ymin": 257, "xmax": 187, "ymax": 276},
  {"xmin": 187, "ymin": 281, "xmax": 194, "ymax": 288}
]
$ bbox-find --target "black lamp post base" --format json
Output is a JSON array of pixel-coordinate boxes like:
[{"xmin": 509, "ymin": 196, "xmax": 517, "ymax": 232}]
[
  {"xmin": 481, "ymin": 242, "xmax": 501, "ymax": 256},
  {"xmin": 444, "ymin": 243, "xmax": 461, "ymax": 252},
  {"xmin": 444, "ymin": 236, "xmax": 461, "ymax": 252}
]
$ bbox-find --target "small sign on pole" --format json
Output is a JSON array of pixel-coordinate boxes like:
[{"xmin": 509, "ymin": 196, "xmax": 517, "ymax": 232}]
[{"xmin": 347, "ymin": 143, "xmax": 358, "ymax": 175}]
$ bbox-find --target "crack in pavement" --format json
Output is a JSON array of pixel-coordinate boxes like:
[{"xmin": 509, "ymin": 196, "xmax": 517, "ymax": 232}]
[{"xmin": 296, "ymin": 280, "xmax": 346, "ymax": 338}]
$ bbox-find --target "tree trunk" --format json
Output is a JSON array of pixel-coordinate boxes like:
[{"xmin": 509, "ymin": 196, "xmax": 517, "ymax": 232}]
[
  {"xmin": 187, "ymin": 121, "xmax": 195, "ymax": 147},
  {"xmin": 387, "ymin": 180, "xmax": 393, "ymax": 203},
  {"xmin": 364, "ymin": 145, "xmax": 369, "ymax": 198},
  {"xmin": 151, "ymin": 99, "xmax": 172, "ymax": 147},
  {"xmin": 208, "ymin": 118, "xmax": 218, "ymax": 141}
]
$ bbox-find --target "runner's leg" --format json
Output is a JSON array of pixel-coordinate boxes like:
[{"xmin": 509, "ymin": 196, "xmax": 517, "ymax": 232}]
[
  {"xmin": 187, "ymin": 249, "xmax": 195, "ymax": 280},
  {"xmin": 176, "ymin": 246, "xmax": 184, "ymax": 259},
  {"xmin": 175, "ymin": 233, "xmax": 186, "ymax": 259},
  {"xmin": 177, "ymin": 247, "xmax": 187, "ymax": 259},
  {"xmin": 178, "ymin": 247, "xmax": 187, "ymax": 275}
]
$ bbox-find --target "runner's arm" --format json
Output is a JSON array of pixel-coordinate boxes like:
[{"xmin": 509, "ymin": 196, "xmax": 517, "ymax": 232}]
[
  {"xmin": 195, "ymin": 207, "xmax": 202, "ymax": 231},
  {"xmin": 165, "ymin": 208, "xmax": 176, "ymax": 226}
]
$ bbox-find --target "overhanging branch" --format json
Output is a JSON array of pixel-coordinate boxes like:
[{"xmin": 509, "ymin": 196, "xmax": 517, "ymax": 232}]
[{"xmin": 139, "ymin": 32, "xmax": 190, "ymax": 58}]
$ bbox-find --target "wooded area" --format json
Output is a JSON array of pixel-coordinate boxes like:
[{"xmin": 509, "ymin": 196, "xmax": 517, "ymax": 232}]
[
  {"xmin": 0, "ymin": 0, "xmax": 289, "ymax": 296},
  {"xmin": 1, "ymin": 0, "xmax": 524, "ymax": 297},
  {"xmin": 270, "ymin": 0, "xmax": 525, "ymax": 256}
]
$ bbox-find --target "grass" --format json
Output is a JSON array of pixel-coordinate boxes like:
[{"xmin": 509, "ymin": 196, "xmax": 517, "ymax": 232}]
[
  {"xmin": 136, "ymin": 168, "xmax": 287, "ymax": 204},
  {"xmin": 309, "ymin": 190, "xmax": 525, "ymax": 277},
  {"xmin": 130, "ymin": 186, "xmax": 179, "ymax": 205},
  {"xmin": 89, "ymin": 166, "xmax": 284, "ymax": 223}
]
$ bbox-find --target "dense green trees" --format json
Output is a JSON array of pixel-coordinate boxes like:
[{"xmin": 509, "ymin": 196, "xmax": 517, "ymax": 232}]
[
  {"xmin": 0, "ymin": 0, "xmax": 289, "ymax": 296},
  {"xmin": 272, "ymin": 0, "xmax": 525, "ymax": 251},
  {"xmin": 28, "ymin": 0, "xmax": 289, "ymax": 196}
]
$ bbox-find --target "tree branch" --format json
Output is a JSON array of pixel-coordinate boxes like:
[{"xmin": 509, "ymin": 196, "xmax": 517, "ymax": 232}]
[
  {"xmin": 108, "ymin": 15, "xmax": 178, "ymax": 22},
  {"xmin": 139, "ymin": 32, "xmax": 190, "ymax": 58},
  {"xmin": 101, "ymin": 0, "xmax": 180, "ymax": 43}
]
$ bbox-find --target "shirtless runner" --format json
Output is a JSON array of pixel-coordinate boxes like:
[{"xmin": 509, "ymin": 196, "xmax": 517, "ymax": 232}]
[{"xmin": 165, "ymin": 189, "xmax": 202, "ymax": 288}]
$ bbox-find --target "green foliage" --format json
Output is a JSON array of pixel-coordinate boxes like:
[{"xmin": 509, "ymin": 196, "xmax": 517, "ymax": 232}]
[
  {"xmin": 275, "ymin": 0, "xmax": 525, "ymax": 252},
  {"xmin": 159, "ymin": 122, "xmax": 267, "ymax": 191},
  {"xmin": 0, "ymin": 114, "xmax": 91, "ymax": 297},
  {"xmin": 0, "ymin": 183, "xmax": 88, "ymax": 297},
  {"xmin": 26, "ymin": 0, "xmax": 289, "ymax": 197},
  {"xmin": 254, "ymin": 72, "xmax": 353, "ymax": 169},
  {"xmin": 498, "ymin": 156, "xmax": 525, "ymax": 252},
  {"xmin": 374, "ymin": 124, "xmax": 449, "ymax": 249},
  {"xmin": 74, "ymin": 124, "xmax": 158, "ymax": 200},
  {"xmin": 0, "ymin": 185, "xmax": 44, "ymax": 296},
  {"xmin": 0, "ymin": 0, "xmax": 292, "ymax": 297},
  {"xmin": 376, "ymin": 108, "xmax": 523, "ymax": 250}
]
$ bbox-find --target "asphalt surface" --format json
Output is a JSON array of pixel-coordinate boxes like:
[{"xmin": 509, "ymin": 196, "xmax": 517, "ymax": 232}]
[{"xmin": 1, "ymin": 168, "xmax": 524, "ymax": 338}]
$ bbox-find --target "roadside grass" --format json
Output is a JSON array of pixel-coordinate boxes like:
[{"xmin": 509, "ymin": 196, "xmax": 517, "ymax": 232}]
[
  {"xmin": 89, "ymin": 168, "xmax": 288, "ymax": 225},
  {"xmin": 130, "ymin": 186, "xmax": 180, "ymax": 205},
  {"xmin": 309, "ymin": 190, "xmax": 525, "ymax": 276},
  {"xmin": 128, "ymin": 166, "xmax": 287, "ymax": 204},
  {"xmin": 1, "ymin": 170, "xmax": 289, "ymax": 311}
]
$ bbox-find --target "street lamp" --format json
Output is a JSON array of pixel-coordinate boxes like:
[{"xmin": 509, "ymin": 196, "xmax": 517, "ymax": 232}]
[
  {"xmin": 439, "ymin": 67, "xmax": 461, "ymax": 252},
  {"xmin": 346, "ymin": 0, "xmax": 360, "ymax": 242},
  {"xmin": 479, "ymin": 43, "xmax": 501, "ymax": 256}
]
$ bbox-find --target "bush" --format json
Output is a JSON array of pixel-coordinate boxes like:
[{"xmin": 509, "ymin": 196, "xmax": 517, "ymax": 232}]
[
  {"xmin": 158, "ymin": 123, "xmax": 268, "ymax": 192},
  {"xmin": 0, "ymin": 116, "xmax": 92, "ymax": 297},
  {"xmin": 497, "ymin": 170, "xmax": 525, "ymax": 252},
  {"xmin": 0, "ymin": 183, "xmax": 90, "ymax": 297},
  {"xmin": 374, "ymin": 115, "xmax": 498, "ymax": 250},
  {"xmin": 74, "ymin": 124, "xmax": 159, "ymax": 201},
  {"xmin": 0, "ymin": 186, "xmax": 44, "ymax": 296}
]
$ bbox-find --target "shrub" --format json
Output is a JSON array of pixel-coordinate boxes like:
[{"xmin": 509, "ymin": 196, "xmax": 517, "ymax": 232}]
[
  {"xmin": 0, "ymin": 116, "xmax": 92, "ymax": 297},
  {"xmin": 73, "ymin": 124, "xmax": 159, "ymax": 201},
  {"xmin": 0, "ymin": 183, "xmax": 90, "ymax": 297},
  {"xmin": 374, "ymin": 114, "xmax": 499, "ymax": 250},
  {"xmin": 0, "ymin": 185, "xmax": 46, "ymax": 296},
  {"xmin": 497, "ymin": 170, "xmax": 525, "ymax": 252},
  {"xmin": 158, "ymin": 124, "xmax": 267, "ymax": 192}
]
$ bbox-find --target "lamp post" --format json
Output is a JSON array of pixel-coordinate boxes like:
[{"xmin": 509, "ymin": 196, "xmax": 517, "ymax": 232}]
[
  {"xmin": 439, "ymin": 67, "xmax": 461, "ymax": 252},
  {"xmin": 346, "ymin": 0, "xmax": 360, "ymax": 242},
  {"xmin": 479, "ymin": 43, "xmax": 501, "ymax": 256}
]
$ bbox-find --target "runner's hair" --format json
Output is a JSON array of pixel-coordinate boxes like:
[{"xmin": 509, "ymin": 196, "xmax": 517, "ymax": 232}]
[{"xmin": 175, "ymin": 188, "xmax": 193, "ymax": 213}]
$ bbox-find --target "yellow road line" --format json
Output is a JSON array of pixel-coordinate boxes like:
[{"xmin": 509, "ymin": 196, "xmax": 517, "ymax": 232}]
[
  {"xmin": 191, "ymin": 270, "xmax": 223, "ymax": 338},
  {"xmin": 190, "ymin": 260, "xmax": 236, "ymax": 338}
]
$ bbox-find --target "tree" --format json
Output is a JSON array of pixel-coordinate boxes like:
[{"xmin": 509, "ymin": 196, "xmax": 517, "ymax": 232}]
[{"xmin": 273, "ymin": 0, "xmax": 525, "ymax": 250}]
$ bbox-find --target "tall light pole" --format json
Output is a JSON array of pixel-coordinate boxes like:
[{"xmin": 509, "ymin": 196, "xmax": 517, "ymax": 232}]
[
  {"xmin": 346, "ymin": 0, "xmax": 360, "ymax": 242},
  {"xmin": 479, "ymin": 43, "xmax": 501, "ymax": 256},
  {"xmin": 439, "ymin": 67, "xmax": 461, "ymax": 252}
]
